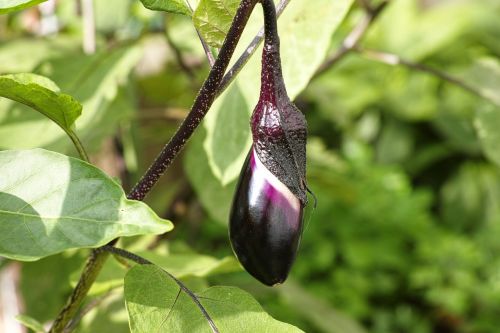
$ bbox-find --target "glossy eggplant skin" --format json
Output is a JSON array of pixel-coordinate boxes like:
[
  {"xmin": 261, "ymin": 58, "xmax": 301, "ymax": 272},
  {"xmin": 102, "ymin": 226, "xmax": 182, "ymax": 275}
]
[
  {"xmin": 229, "ymin": 148, "xmax": 304, "ymax": 286},
  {"xmin": 229, "ymin": 1, "xmax": 309, "ymax": 286}
]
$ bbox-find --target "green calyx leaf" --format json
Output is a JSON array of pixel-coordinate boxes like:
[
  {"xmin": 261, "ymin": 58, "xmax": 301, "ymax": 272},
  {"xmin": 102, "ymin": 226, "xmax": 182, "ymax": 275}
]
[
  {"xmin": 0, "ymin": 0, "xmax": 47, "ymax": 14},
  {"xmin": 0, "ymin": 149, "xmax": 173, "ymax": 261},
  {"xmin": 0, "ymin": 73, "xmax": 82, "ymax": 133},
  {"xmin": 124, "ymin": 264, "xmax": 304, "ymax": 333}
]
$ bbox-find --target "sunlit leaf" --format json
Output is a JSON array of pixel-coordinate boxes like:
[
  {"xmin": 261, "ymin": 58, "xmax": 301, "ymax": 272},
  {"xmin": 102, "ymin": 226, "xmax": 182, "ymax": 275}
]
[
  {"xmin": 0, "ymin": 149, "xmax": 172, "ymax": 261},
  {"xmin": 193, "ymin": 0, "xmax": 240, "ymax": 48},
  {"xmin": 124, "ymin": 265, "xmax": 303, "ymax": 333}
]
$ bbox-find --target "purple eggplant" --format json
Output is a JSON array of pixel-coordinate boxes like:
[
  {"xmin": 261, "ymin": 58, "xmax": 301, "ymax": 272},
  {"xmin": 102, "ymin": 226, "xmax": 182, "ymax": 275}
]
[{"xmin": 229, "ymin": 2, "xmax": 308, "ymax": 286}]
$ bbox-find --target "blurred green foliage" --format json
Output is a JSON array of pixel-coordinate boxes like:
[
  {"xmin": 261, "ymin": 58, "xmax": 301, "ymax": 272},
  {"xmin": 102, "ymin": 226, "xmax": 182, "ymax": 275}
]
[{"xmin": 1, "ymin": 0, "xmax": 500, "ymax": 332}]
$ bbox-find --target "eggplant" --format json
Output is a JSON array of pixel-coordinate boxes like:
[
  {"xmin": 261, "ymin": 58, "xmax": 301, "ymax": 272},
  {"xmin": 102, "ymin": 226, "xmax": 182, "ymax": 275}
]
[{"xmin": 229, "ymin": 2, "xmax": 308, "ymax": 286}]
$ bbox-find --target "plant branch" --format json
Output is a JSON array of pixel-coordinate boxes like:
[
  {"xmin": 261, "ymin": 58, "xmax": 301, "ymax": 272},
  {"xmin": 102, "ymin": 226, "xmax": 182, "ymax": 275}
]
[
  {"xmin": 356, "ymin": 47, "xmax": 492, "ymax": 102},
  {"xmin": 128, "ymin": 0, "xmax": 260, "ymax": 201},
  {"xmin": 217, "ymin": 0, "xmax": 290, "ymax": 96},
  {"xmin": 313, "ymin": 0, "xmax": 388, "ymax": 78}
]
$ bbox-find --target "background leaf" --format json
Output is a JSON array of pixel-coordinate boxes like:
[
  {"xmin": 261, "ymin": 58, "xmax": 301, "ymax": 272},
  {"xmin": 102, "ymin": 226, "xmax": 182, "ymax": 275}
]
[
  {"xmin": 0, "ymin": 149, "xmax": 172, "ymax": 261},
  {"xmin": 124, "ymin": 264, "xmax": 304, "ymax": 333},
  {"xmin": 475, "ymin": 105, "xmax": 500, "ymax": 167}
]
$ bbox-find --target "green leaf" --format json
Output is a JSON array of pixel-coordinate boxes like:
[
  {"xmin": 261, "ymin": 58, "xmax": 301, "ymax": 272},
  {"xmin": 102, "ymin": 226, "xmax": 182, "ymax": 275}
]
[
  {"xmin": 0, "ymin": 73, "xmax": 82, "ymax": 133},
  {"xmin": 15, "ymin": 314, "xmax": 46, "ymax": 333},
  {"xmin": 193, "ymin": 0, "xmax": 240, "ymax": 48},
  {"xmin": 0, "ymin": 0, "xmax": 47, "ymax": 14},
  {"xmin": 200, "ymin": 0, "xmax": 353, "ymax": 186},
  {"xmin": 475, "ymin": 105, "xmax": 500, "ymax": 167},
  {"xmin": 0, "ymin": 149, "xmax": 172, "ymax": 261},
  {"xmin": 464, "ymin": 57, "xmax": 500, "ymax": 107},
  {"xmin": 140, "ymin": 0, "xmax": 191, "ymax": 16},
  {"xmin": 124, "ymin": 265, "xmax": 303, "ymax": 333}
]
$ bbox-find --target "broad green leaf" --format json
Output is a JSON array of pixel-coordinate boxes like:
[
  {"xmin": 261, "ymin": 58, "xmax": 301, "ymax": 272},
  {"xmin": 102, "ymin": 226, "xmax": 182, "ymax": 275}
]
[
  {"xmin": 464, "ymin": 58, "xmax": 500, "ymax": 107},
  {"xmin": 0, "ymin": 149, "xmax": 172, "ymax": 261},
  {"xmin": 475, "ymin": 105, "xmax": 500, "ymax": 167},
  {"xmin": 0, "ymin": 0, "xmax": 46, "ymax": 14},
  {"xmin": 124, "ymin": 265, "xmax": 304, "ymax": 333},
  {"xmin": 15, "ymin": 314, "xmax": 46, "ymax": 333},
  {"xmin": 140, "ymin": 0, "xmax": 191, "ymax": 16},
  {"xmin": 0, "ymin": 45, "xmax": 141, "ymax": 152},
  {"xmin": 193, "ymin": 0, "xmax": 240, "ymax": 48},
  {"xmin": 201, "ymin": 0, "xmax": 353, "ymax": 186},
  {"xmin": 0, "ymin": 73, "xmax": 82, "ymax": 134}
]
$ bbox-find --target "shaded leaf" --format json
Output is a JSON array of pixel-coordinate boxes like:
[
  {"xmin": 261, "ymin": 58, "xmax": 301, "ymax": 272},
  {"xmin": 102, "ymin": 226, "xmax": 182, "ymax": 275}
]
[
  {"xmin": 140, "ymin": 0, "xmax": 191, "ymax": 16},
  {"xmin": 475, "ymin": 105, "xmax": 500, "ymax": 167},
  {"xmin": 124, "ymin": 265, "xmax": 303, "ymax": 333},
  {"xmin": 0, "ymin": 0, "xmax": 46, "ymax": 14},
  {"xmin": 0, "ymin": 73, "xmax": 82, "ymax": 134},
  {"xmin": 0, "ymin": 149, "xmax": 172, "ymax": 261}
]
